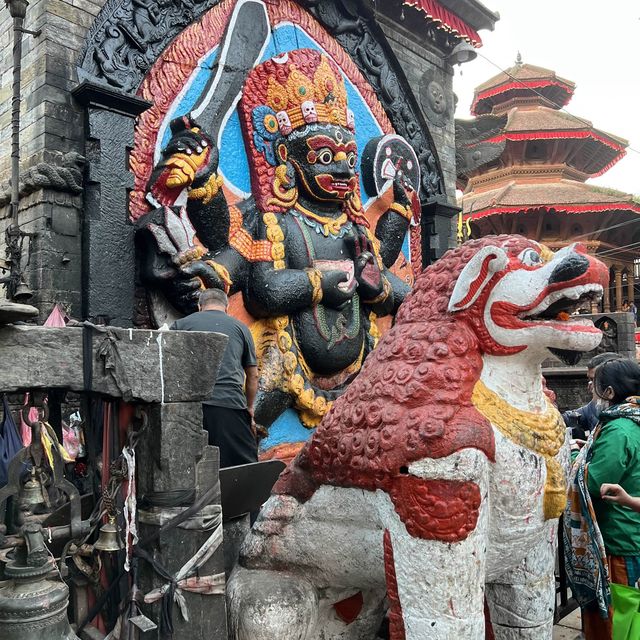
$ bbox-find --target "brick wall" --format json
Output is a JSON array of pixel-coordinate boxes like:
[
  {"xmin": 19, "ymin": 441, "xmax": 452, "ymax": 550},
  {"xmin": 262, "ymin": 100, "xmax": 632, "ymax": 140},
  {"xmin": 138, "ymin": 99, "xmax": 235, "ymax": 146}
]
[{"xmin": 0, "ymin": 0, "xmax": 105, "ymax": 180}]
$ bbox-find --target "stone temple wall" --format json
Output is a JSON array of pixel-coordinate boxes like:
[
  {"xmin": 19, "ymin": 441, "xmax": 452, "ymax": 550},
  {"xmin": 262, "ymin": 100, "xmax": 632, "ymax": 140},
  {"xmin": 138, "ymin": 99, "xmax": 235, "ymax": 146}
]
[
  {"xmin": 0, "ymin": 0, "xmax": 483, "ymax": 322},
  {"xmin": 0, "ymin": 0, "xmax": 107, "ymax": 315},
  {"xmin": 377, "ymin": 16, "xmax": 457, "ymax": 201},
  {"xmin": 376, "ymin": 6, "xmax": 461, "ymax": 258}
]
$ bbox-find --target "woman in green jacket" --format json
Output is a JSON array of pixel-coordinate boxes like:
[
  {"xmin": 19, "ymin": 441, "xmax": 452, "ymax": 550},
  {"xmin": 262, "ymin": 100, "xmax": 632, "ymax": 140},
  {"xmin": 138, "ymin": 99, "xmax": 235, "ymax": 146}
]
[{"xmin": 565, "ymin": 358, "xmax": 640, "ymax": 640}]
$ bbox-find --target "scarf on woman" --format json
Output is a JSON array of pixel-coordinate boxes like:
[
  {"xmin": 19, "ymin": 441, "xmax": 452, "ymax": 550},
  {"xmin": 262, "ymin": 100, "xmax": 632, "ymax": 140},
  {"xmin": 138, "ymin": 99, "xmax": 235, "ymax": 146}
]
[{"xmin": 563, "ymin": 397, "xmax": 640, "ymax": 617}]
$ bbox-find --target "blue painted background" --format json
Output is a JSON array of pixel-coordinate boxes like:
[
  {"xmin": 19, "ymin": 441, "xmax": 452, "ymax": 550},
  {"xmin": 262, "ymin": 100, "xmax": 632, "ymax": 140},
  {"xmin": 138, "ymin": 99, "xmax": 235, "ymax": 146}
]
[{"xmin": 160, "ymin": 23, "xmax": 384, "ymax": 202}]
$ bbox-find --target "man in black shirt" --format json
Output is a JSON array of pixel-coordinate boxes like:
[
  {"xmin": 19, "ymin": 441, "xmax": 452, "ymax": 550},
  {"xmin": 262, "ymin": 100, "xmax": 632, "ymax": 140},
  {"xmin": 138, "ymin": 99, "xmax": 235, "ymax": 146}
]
[{"xmin": 171, "ymin": 288, "xmax": 259, "ymax": 467}]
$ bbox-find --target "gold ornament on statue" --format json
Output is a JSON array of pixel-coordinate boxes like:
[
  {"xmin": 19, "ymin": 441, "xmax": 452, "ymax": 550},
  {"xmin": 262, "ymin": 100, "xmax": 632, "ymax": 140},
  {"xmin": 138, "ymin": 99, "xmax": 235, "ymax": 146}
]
[{"xmin": 268, "ymin": 164, "xmax": 298, "ymax": 209}]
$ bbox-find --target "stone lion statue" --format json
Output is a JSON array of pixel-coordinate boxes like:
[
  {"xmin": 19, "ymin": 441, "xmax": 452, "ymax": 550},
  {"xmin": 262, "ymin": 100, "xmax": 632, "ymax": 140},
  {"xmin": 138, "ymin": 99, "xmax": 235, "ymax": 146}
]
[{"xmin": 228, "ymin": 235, "xmax": 608, "ymax": 639}]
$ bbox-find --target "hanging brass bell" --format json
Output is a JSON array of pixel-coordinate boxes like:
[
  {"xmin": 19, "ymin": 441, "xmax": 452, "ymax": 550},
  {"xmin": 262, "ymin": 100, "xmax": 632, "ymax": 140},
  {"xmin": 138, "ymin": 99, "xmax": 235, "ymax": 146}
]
[
  {"xmin": 13, "ymin": 281, "xmax": 33, "ymax": 301},
  {"xmin": 94, "ymin": 516, "xmax": 123, "ymax": 553},
  {"xmin": 20, "ymin": 469, "xmax": 45, "ymax": 508}
]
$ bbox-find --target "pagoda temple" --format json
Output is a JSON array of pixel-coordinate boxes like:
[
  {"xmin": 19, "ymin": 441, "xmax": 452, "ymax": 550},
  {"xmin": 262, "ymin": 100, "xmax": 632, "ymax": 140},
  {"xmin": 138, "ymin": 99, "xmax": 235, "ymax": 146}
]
[{"xmin": 456, "ymin": 57, "xmax": 640, "ymax": 313}]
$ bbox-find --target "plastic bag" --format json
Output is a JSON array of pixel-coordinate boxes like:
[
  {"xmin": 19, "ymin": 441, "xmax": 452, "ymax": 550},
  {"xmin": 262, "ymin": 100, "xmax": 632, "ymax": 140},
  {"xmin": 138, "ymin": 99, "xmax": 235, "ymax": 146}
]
[
  {"xmin": 611, "ymin": 582, "xmax": 640, "ymax": 640},
  {"xmin": 0, "ymin": 395, "xmax": 24, "ymax": 486}
]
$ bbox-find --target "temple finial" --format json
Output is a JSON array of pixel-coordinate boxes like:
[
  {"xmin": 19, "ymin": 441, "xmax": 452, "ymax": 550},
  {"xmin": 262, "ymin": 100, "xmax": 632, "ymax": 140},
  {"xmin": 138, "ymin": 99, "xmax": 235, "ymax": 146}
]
[{"xmin": 515, "ymin": 51, "xmax": 523, "ymax": 66}]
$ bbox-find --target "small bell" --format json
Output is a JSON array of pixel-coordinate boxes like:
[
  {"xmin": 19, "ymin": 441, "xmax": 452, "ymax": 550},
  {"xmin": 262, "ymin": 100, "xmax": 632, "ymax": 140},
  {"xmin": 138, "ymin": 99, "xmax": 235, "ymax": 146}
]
[
  {"xmin": 94, "ymin": 516, "xmax": 123, "ymax": 553},
  {"xmin": 20, "ymin": 469, "xmax": 45, "ymax": 508},
  {"xmin": 13, "ymin": 281, "xmax": 33, "ymax": 301}
]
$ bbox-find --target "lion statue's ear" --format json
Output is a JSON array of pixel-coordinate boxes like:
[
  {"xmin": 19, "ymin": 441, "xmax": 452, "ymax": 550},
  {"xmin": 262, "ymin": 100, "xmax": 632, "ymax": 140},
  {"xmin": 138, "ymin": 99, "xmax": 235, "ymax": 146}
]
[{"xmin": 448, "ymin": 246, "xmax": 508, "ymax": 312}]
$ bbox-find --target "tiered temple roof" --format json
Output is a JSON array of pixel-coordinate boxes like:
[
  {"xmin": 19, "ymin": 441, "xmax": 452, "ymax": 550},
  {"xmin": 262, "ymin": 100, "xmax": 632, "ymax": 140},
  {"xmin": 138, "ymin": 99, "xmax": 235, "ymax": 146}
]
[
  {"xmin": 472, "ymin": 62, "xmax": 574, "ymax": 115},
  {"xmin": 457, "ymin": 59, "xmax": 640, "ymax": 311}
]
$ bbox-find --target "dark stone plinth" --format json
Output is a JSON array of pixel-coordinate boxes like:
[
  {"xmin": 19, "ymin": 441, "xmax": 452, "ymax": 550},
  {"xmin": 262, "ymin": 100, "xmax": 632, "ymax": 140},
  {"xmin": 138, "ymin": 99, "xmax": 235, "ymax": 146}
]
[
  {"xmin": 0, "ymin": 326, "xmax": 227, "ymax": 402},
  {"xmin": 136, "ymin": 403, "xmax": 227, "ymax": 639},
  {"xmin": 137, "ymin": 402, "xmax": 208, "ymax": 495}
]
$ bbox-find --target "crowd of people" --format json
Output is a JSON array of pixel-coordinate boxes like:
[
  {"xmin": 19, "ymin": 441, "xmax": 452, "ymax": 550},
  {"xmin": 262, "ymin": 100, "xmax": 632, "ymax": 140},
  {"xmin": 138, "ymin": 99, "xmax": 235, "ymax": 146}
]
[{"xmin": 564, "ymin": 354, "xmax": 640, "ymax": 639}]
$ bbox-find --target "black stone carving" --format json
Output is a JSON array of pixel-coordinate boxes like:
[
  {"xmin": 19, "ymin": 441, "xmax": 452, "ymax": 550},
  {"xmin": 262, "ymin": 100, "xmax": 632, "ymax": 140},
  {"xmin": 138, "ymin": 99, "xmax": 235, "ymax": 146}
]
[
  {"xmin": 77, "ymin": 0, "xmax": 221, "ymax": 92},
  {"xmin": 455, "ymin": 114, "xmax": 508, "ymax": 178},
  {"xmin": 77, "ymin": 0, "xmax": 444, "ymax": 202},
  {"xmin": 419, "ymin": 68, "xmax": 450, "ymax": 128},
  {"xmin": 0, "ymin": 152, "xmax": 85, "ymax": 206}
]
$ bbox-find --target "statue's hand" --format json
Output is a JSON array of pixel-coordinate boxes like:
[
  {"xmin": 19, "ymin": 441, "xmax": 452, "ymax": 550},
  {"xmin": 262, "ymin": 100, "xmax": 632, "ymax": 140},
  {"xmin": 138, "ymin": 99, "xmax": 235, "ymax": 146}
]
[
  {"xmin": 347, "ymin": 232, "xmax": 384, "ymax": 300},
  {"xmin": 167, "ymin": 131, "xmax": 219, "ymax": 185},
  {"xmin": 165, "ymin": 260, "xmax": 224, "ymax": 314},
  {"xmin": 148, "ymin": 115, "xmax": 220, "ymax": 204},
  {"xmin": 393, "ymin": 171, "xmax": 415, "ymax": 207},
  {"xmin": 321, "ymin": 270, "xmax": 356, "ymax": 310},
  {"xmin": 179, "ymin": 259, "xmax": 224, "ymax": 290}
]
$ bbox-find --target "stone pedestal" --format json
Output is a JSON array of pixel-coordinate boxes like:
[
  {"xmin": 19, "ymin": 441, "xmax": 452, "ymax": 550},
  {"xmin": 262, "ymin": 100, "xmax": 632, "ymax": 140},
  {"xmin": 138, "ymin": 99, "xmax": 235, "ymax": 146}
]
[{"xmin": 136, "ymin": 403, "xmax": 227, "ymax": 639}]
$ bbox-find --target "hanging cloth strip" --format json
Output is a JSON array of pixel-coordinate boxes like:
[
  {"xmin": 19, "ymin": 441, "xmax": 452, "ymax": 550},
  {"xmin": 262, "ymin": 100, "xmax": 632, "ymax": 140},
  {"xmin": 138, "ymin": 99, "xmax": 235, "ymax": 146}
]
[
  {"xmin": 138, "ymin": 504, "xmax": 221, "ymax": 530},
  {"xmin": 121, "ymin": 446, "xmax": 138, "ymax": 572},
  {"xmin": 0, "ymin": 394, "xmax": 23, "ymax": 486},
  {"xmin": 76, "ymin": 481, "xmax": 221, "ymax": 637},
  {"xmin": 40, "ymin": 421, "xmax": 74, "ymax": 466},
  {"xmin": 19, "ymin": 393, "xmax": 40, "ymax": 446},
  {"xmin": 141, "ymin": 505, "xmax": 225, "ymax": 634}
]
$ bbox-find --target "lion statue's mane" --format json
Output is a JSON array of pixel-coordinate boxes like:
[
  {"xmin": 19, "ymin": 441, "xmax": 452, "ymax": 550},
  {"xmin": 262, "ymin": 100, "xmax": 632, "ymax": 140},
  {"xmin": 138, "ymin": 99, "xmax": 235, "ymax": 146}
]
[{"xmin": 274, "ymin": 236, "xmax": 548, "ymax": 530}]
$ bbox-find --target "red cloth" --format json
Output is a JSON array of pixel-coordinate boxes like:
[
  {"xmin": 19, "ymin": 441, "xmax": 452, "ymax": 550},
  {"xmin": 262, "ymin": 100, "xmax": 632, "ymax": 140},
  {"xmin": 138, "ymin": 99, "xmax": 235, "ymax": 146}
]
[{"xmin": 403, "ymin": 0, "xmax": 482, "ymax": 46}]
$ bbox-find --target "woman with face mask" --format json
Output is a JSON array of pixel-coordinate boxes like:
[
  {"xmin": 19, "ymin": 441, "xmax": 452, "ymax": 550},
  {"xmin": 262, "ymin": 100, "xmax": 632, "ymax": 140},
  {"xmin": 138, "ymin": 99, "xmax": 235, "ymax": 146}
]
[{"xmin": 564, "ymin": 358, "xmax": 640, "ymax": 639}]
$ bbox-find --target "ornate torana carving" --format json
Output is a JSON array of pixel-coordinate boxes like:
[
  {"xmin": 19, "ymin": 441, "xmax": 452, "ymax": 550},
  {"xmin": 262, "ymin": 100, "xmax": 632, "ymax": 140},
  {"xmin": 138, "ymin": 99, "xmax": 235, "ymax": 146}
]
[{"xmin": 77, "ymin": 0, "xmax": 221, "ymax": 92}]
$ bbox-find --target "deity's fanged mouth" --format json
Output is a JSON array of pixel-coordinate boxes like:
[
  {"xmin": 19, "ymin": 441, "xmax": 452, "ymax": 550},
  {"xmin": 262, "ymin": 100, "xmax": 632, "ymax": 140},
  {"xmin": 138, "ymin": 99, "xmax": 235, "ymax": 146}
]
[
  {"xmin": 315, "ymin": 174, "xmax": 356, "ymax": 196},
  {"xmin": 520, "ymin": 284, "xmax": 603, "ymax": 323}
]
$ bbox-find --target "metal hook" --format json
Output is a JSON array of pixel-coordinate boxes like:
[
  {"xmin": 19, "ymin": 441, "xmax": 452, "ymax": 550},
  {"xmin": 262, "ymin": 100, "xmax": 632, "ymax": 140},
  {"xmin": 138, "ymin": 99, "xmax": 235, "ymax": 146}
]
[{"xmin": 21, "ymin": 395, "xmax": 49, "ymax": 427}]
